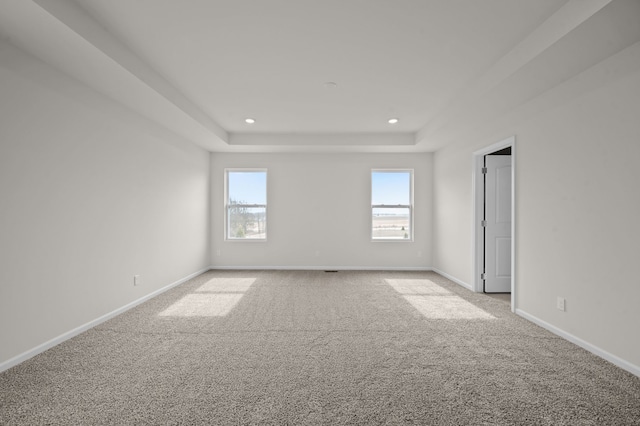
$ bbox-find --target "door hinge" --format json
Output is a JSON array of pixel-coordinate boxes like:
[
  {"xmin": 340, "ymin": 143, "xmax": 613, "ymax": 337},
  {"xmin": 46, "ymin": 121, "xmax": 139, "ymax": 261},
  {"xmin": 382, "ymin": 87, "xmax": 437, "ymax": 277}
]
[
  {"xmin": 481, "ymin": 220, "xmax": 487, "ymax": 227},
  {"xmin": 481, "ymin": 273, "xmax": 486, "ymax": 280},
  {"xmin": 481, "ymin": 167, "xmax": 488, "ymax": 174}
]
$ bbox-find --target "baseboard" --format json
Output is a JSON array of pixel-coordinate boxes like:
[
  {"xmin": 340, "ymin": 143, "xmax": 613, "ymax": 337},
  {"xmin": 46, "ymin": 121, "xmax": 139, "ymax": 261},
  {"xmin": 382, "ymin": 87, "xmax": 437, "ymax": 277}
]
[
  {"xmin": 432, "ymin": 268, "xmax": 473, "ymax": 291},
  {"xmin": 209, "ymin": 265, "xmax": 434, "ymax": 271},
  {"xmin": 516, "ymin": 309, "xmax": 640, "ymax": 378},
  {"xmin": 0, "ymin": 267, "xmax": 209, "ymax": 374}
]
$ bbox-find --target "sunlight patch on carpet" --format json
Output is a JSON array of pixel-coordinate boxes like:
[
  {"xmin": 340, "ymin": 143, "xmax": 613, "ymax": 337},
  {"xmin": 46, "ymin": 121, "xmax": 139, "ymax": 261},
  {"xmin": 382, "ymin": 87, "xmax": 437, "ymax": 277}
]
[
  {"xmin": 385, "ymin": 279, "xmax": 451, "ymax": 294},
  {"xmin": 197, "ymin": 277, "xmax": 256, "ymax": 292},
  {"xmin": 404, "ymin": 295, "xmax": 495, "ymax": 319},
  {"xmin": 159, "ymin": 294, "xmax": 244, "ymax": 317},
  {"xmin": 159, "ymin": 277, "xmax": 257, "ymax": 317}
]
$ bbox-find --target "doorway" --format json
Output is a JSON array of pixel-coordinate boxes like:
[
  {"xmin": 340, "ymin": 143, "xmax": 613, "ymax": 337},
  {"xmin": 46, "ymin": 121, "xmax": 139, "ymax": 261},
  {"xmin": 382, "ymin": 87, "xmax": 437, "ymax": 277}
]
[{"xmin": 473, "ymin": 137, "xmax": 516, "ymax": 312}]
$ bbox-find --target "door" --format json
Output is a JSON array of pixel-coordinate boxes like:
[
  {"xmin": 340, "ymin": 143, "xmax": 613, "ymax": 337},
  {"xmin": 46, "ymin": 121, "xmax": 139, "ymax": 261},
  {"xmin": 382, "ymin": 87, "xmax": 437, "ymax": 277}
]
[{"xmin": 484, "ymin": 154, "xmax": 512, "ymax": 292}]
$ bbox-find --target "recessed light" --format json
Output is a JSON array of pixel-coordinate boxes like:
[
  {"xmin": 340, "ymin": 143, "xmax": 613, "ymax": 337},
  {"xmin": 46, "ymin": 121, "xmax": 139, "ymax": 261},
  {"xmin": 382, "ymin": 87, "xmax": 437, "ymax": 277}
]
[
  {"xmin": 388, "ymin": 118, "xmax": 399, "ymax": 124},
  {"xmin": 323, "ymin": 82, "xmax": 337, "ymax": 89},
  {"xmin": 245, "ymin": 118, "xmax": 256, "ymax": 124}
]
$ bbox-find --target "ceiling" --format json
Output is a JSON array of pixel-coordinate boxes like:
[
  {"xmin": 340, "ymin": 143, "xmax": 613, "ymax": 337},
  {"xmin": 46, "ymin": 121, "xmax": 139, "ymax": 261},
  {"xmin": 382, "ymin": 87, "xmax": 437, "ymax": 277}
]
[{"xmin": 1, "ymin": 0, "xmax": 638, "ymax": 152}]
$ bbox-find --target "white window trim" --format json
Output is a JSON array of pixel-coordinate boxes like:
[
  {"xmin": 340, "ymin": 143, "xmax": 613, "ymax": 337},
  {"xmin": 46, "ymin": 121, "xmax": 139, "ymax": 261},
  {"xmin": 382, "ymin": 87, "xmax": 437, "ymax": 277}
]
[
  {"xmin": 371, "ymin": 169, "xmax": 414, "ymax": 242},
  {"xmin": 224, "ymin": 168, "xmax": 268, "ymax": 241}
]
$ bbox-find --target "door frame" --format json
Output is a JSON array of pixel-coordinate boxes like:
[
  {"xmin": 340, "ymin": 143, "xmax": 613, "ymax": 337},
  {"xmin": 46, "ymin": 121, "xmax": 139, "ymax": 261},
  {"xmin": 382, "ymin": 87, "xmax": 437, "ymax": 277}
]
[{"xmin": 472, "ymin": 136, "xmax": 516, "ymax": 312}]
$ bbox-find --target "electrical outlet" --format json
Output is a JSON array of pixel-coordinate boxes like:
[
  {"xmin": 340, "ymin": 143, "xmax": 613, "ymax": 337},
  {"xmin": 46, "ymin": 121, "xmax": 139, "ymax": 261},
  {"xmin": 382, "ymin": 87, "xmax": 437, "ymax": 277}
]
[
  {"xmin": 556, "ymin": 297, "xmax": 565, "ymax": 312},
  {"xmin": 315, "ymin": 251, "xmax": 320, "ymax": 257},
  {"xmin": 417, "ymin": 250, "xmax": 422, "ymax": 257},
  {"xmin": 134, "ymin": 275, "xmax": 141, "ymax": 286},
  {"xmin": 216, "ymin": 249, "xmax": 221, "ymax": 256}
]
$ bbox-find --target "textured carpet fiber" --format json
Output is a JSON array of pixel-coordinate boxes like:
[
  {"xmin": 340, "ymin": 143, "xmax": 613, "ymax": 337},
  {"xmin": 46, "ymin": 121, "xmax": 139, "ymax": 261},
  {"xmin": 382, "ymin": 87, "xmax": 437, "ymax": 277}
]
[{"xmin": 1, "ymin": 270, "xmax": 639, "ymax": 425}]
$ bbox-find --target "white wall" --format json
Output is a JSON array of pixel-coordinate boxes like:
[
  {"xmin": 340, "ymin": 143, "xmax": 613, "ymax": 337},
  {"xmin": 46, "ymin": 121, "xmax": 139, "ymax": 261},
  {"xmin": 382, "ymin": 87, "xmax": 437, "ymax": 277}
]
[
  {"xmin": 211, "ymin": 153, "xmax": 432, "ymax": 269},
  {"xmin": 433, "ymin": 41, "xmax": 640, "ymax": 370},
  {"xmin": 0, "ymin": 43, "xmax": 211, "ymax": 367}
]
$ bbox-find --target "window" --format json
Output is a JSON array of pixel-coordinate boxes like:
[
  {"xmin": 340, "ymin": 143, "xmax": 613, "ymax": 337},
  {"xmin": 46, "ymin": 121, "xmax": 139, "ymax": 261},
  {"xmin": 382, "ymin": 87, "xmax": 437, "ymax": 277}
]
[
  {"xmin": 372, "ymin": 170, "xmax": 413, "ymax": 240},
  {"xmin": 225, "ymin": 169, "xmax": 267, "ymax": 240}
]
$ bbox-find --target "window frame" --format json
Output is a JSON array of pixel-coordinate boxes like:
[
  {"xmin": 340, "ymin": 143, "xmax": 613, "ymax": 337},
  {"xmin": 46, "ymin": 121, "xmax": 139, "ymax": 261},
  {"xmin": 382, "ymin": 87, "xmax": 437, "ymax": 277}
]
[
  {"xmin": 224, "ymin": 168, "xmax": 268, "ymax": 241},
  {"xmin": 371, "ymin": 169, "xmax": 414, "ymax": 242}
]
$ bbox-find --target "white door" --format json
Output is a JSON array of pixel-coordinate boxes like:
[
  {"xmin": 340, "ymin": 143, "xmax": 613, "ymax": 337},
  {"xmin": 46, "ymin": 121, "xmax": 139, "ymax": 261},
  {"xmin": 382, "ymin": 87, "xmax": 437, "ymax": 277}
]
[{"xmin": 484, "ymin": 155, "xmax": 512, "ymax": 292}]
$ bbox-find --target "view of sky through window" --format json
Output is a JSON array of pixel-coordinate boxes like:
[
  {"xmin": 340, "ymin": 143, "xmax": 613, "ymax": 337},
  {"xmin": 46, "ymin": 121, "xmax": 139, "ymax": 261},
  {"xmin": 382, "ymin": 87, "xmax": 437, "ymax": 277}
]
[
  {"xmin": 372, "ymin": 171, "xmax": 411, "ymax": 205},
  {"xmin": 226, "ymin": 170, "xmax": 267, "ymax": 239},
  {"xmin": 372, "ymin": 170, "xmax": 412, "ymax": 240},
  {"xmin": 228, "ymin": 171, "xmax": 266, "ymax": 204}
]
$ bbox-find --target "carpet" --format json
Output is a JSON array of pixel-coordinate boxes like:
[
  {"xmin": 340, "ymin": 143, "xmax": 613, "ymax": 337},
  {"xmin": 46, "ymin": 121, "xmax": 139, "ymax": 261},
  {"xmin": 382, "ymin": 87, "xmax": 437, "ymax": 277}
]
[{"xmin": 1, "ymin": 270, "xmax": 639, "ymax": 425}]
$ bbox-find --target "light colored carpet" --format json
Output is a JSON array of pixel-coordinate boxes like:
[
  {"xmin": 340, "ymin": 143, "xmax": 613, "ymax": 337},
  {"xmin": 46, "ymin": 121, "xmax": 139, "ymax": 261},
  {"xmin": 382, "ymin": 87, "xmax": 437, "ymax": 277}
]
[
  {"xmin": 485, "ymin": 292, "xmax": 511, "ymax": 304},
  {"xmin": 1, "ymin": 270, "xmax": 639, "ymax": 425}
]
